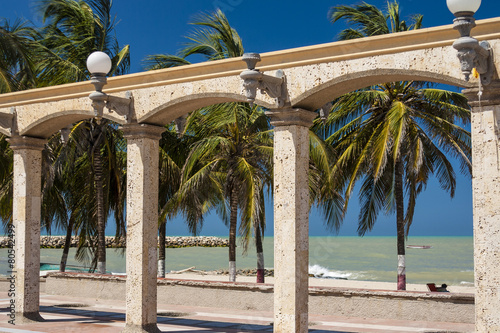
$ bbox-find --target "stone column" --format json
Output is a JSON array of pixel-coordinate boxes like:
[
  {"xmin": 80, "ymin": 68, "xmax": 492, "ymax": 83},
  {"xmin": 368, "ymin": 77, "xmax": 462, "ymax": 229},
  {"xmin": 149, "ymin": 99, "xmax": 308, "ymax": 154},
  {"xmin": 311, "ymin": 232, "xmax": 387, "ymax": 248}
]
[
  {"xmin": 8, "ymin": 136, "xmax": 45, "ymax": 324},
  {"xmin": 463, "ymin": 81, "xmax": 500, "ymax": 333},
  {"xmin": 266, "ymin": 108, "xmax": 316, "ymax": 333},
  {"xmin": 122, "ymin": 123, "xmax": 164, "ymax": 333}
]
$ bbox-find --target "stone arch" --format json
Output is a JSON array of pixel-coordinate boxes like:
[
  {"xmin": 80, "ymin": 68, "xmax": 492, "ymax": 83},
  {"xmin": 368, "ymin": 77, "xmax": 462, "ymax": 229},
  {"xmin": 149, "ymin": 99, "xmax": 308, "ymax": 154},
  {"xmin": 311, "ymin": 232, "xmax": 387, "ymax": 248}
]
[
  {"xmin": 21, "ymin": 109, "xmax": 126, "ymax": 138},
  {"xmin": 292, "ymin": 69, "xmax": 471, "ymax": 111},
  {"xmin": 139, "ymin": 92, "xmax": 270, "ymax": 126}
]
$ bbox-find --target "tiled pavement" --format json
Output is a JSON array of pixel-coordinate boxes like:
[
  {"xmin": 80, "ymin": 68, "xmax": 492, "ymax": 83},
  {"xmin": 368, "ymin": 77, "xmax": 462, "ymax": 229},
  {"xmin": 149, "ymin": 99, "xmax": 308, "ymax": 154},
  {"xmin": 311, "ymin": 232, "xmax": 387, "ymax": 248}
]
[{"xmin": 0, "ymin": 292, "xmax": 474, "ymax": 333}]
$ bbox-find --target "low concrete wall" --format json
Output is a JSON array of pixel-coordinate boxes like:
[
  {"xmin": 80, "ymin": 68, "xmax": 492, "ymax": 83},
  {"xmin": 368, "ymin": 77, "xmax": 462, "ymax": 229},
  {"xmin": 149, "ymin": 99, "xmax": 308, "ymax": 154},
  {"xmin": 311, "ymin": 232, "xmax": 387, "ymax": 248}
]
[
  {"xmin": 44, "ymin": 273, "xmax": 474, "ymax": 324},
  {"xmin": 0, "ymin": 277, "xmax": 46, "ymax": 293}
]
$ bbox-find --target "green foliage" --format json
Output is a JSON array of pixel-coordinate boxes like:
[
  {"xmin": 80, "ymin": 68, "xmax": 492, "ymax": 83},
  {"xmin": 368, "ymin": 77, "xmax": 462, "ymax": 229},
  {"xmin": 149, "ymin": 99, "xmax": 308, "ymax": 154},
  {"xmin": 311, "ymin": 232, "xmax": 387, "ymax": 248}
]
[
  {"xmin": 323, "ymin": 1, "xmax": 472, "ymax": 243},
  {"xmin": 0, "ymin": 18, "xmax": 40, "ymax": 93},
  {"xmin": 315, "ymin": 81, "xmax": 471, "ymax": 236},
  {"xmin": 329, "ymin": 1, "xmax": 423, "ymax": 39},
  {"xmin": 142, "ymin": 9, "xmax": 243, "ymax": 71},
  {"xmin": 180, "ymin": 9, "xmax": 244, "ymax": 60},
  {"xmin": 0, "ymin": 0, "xmax": 130, "ymax": 270},
  {"xmin": 324, "ymin": 2, "xmax": 471, "ymax": 290},
  {"xmin": 0, "ymin": 135, "xmax": 13, "ymax": 228},
  {"xmin": 35, "ymin": 0, "xmax": 130, "ymax": 86},
  {"xmin": 170, "ymin": 103, "xmax": 273, "ymax": 250},
  {"xmin": 146, "ymin": 11, "xmax": 270, "ymax": 277},
  {"xmin": 56, "ymin": 119, "xmax": 126, "ymax": 268}
]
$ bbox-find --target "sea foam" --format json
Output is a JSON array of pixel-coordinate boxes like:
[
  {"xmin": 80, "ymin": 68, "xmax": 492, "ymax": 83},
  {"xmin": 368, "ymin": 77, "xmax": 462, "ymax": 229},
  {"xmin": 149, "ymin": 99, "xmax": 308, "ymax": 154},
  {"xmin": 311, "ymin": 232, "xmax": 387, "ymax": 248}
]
[{"xmin": 308, "ymin": 264, "xmax": 363, "ymax": 280}]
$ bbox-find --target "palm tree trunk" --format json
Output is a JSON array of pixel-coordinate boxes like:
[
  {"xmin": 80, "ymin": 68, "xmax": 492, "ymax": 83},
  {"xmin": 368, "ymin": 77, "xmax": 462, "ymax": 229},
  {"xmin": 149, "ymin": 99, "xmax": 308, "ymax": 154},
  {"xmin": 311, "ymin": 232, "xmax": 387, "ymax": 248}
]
[
  {"xmin": 94, "ymin": 142, "xmax": 106, "ymax": 274},
  {"xmin": 158, "ymin": 221, "xmax": 166, "ymax": 278},
  {"xmin": 255, "ymin": 222, "xmax": 264, "ymax": 283},
  {"xmin": 395, "ymin": 159, "xmax": 406, "ymax": 290},
  {"xmin": 229, "ymin": 186, "xmax": 238, "ymax": 282},
  {"xmin": 60, "ymin": 216, "xmax": 74, "ymax": 272}
]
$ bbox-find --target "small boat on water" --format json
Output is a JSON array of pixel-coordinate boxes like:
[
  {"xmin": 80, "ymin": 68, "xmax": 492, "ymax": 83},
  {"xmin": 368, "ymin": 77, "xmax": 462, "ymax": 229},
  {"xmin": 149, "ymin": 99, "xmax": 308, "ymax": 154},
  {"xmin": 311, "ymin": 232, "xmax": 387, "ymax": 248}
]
[{"xmin": 406, "ymin": 245, "xmax": 432, "ymax": 249}]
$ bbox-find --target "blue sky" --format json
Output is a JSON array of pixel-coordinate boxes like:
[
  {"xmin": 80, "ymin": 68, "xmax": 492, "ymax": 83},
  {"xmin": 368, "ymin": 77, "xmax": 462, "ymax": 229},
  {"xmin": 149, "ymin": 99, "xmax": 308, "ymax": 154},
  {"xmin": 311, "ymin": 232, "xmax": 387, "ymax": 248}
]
[{"xmin": 4, "ymin": 0, "xmax": 498, "ymax": 237}]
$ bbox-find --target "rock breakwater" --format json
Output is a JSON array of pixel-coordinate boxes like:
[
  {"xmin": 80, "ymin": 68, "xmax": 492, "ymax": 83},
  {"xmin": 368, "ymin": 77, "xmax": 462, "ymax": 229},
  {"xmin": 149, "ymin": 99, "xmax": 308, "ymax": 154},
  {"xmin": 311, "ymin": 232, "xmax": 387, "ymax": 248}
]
[
  {"xmin": 214, "ymin": 268, "xmax": 274, "ymax": 277},
  {"xmin": 0, "ymin": 236, "xmax": 228, "ymax": 248}
]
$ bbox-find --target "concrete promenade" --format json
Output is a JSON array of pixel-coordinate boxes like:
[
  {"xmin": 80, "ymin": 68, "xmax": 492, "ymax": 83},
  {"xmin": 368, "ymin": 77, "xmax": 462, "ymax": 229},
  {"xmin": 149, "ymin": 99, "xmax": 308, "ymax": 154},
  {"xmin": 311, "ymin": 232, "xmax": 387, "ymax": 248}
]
[{"xmin": 0, "ymin": 291, "xmax": 474, "ymax": 333}]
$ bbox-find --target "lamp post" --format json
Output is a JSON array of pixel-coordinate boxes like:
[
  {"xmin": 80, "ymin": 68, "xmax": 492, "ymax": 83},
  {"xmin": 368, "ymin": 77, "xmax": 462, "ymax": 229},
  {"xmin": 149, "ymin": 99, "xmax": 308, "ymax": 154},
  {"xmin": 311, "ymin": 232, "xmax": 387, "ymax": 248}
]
[
  {"xmin": 446, "ymin": 0, "xmax": 494, "ymax": 85},
  {"xmin": 86, "ymin": 51, "xmax": 133, "ymax": 123},
  {"xmin": 87, "ymin": 51, "xmax": 112, "ymax": 124},
  {"xmin": 240, "ymin": 53, "xmax": 287, "ymax": 108}
]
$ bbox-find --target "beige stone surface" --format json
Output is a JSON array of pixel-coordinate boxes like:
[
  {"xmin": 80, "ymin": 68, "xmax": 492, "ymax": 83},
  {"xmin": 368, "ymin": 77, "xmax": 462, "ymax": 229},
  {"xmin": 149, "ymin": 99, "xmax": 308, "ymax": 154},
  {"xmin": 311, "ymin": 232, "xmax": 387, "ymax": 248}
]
[
  {"xmin": 2, "ymin": 19, "xmax": 500, "ymax": 138},
  {"xmin": 122, "ymin": 124, "xmax": 164, "ymax": 333},
  {"xmin": 161, "ymin": 272, "xmax": 475, "ymax": 293},
  {"xmin": 9, "ymin": 136, "xmax": 45, "ymax": 323},
  {"xmin": 464, "ymin": 81, "xmax": 500, "ymax": 333},
  {"xmin": 43, "ymin": 273, "xmax": 475, "ymax": 324},
  {"xmin": 269, "ymin": 109, "xmax": 316, "ymax": 333}
]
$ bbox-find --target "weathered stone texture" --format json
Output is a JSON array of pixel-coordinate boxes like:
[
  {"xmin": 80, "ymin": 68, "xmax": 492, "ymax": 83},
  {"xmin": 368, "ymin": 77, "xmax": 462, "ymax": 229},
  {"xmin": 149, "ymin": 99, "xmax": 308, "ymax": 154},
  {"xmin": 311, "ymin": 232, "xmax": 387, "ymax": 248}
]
[
  {"xmin": 9, "ymin": 136, "xmax": 45, "ymax": 323},
  {"xmin": 464, "ymin": 81, "xmax": 500, "ymax": 333},
  {"xmin": 269, "ymin": 109, "xmax": 315, "ymax": 333},
  {"xmin": 43, "ymin": 273, "xmax": 475, "ymax": 324},
  {"xmin": 7, "ymin": 26, "xmax": 500, "ymax": 139},
  {"xmin": 288, "ymin": 45, "xmax": 472, "ymax": 110},
  {"xmin": 133, "ymin": 76, "xmax": 253, "ymax": 124},
  {"xmin": 122, "ymin": 124, "xmax": 164, "ymax": 333}
]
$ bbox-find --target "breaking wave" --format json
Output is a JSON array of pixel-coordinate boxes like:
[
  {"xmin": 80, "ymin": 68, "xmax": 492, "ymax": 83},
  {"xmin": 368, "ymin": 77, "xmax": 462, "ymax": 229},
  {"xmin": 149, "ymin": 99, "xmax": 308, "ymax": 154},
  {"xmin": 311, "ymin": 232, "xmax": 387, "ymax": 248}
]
[{"xmin": 308, "ymin": 264, "xmax": 365, "ymax": 280}]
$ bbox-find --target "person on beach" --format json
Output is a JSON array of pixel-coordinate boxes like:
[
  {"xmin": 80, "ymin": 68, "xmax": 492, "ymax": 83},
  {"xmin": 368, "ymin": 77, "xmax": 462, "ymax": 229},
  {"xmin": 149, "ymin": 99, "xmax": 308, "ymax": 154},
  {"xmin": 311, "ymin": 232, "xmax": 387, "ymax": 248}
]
[{"xmin": 436, "ymin": 284, "xmax": 449, "ymax": 292}]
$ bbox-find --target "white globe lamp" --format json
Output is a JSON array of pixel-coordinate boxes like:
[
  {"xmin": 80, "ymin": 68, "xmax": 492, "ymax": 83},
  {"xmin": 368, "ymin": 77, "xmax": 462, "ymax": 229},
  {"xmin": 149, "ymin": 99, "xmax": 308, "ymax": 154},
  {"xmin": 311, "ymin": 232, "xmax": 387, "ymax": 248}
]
[
  {"xmin": 446, "ymin": 0, "xmax": 481, "ymax": 15},
  {"xmin": 86, "ymin": 51, "xmax": 112, "ymax": 75}
]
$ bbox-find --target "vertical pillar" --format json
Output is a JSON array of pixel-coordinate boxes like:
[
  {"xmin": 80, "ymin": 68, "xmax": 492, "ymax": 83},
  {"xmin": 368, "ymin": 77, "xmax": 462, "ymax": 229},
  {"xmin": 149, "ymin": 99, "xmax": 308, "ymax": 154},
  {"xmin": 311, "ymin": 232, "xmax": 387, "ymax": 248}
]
[
  {"xmin": 122, "ymin": 124, "xmax": 164, "ymax": 333},
  {"xmin": 8, "ymin": 136, "xmax": 45, "ymax": 324},
  {"xmin": 464, "ymin": 81, "xmax": 500, "ymax": 333},
  {"xmin": 266, "ymin": 108, "xmax": 316, "ymax": 333}
]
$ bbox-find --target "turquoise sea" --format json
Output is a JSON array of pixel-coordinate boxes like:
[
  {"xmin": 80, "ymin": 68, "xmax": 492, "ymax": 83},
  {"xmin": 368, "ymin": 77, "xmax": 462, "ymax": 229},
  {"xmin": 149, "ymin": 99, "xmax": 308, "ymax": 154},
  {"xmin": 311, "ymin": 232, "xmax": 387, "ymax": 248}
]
[{"xmin": 0, "ymin": 236, "xmax": 474, "ymax": 286}]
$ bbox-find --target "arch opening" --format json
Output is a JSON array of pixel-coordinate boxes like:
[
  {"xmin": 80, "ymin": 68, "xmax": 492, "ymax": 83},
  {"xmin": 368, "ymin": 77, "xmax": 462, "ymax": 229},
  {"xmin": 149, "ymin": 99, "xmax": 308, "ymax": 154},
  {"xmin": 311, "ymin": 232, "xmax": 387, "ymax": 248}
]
[
  {"xmin": 22, "ymin": 110, "xmax": 127, "ymax": 139},
  {"xmin": 140, "ymin": 92, "xmax": 274, "ymax": 126},
  {"xmin": 293, "ymin": 69, "xmax": 472, "ymax": 111}
]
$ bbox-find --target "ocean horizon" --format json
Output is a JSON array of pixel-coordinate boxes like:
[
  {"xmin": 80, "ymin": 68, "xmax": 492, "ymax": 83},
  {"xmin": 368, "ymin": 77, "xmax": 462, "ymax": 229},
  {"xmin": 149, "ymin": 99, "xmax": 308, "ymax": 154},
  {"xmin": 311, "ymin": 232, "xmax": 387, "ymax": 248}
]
[{"xmin": 0, "ymin": 236, "xmax": 474, "ymax": 286}]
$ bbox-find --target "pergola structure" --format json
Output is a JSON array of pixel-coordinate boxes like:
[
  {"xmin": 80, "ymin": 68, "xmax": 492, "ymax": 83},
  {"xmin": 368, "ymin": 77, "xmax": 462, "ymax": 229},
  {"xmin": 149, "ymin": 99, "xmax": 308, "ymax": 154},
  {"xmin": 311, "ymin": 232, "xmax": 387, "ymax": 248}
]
[{"xmin": 1, "ymin": 17, "xmax": 500, "ymax": 333}]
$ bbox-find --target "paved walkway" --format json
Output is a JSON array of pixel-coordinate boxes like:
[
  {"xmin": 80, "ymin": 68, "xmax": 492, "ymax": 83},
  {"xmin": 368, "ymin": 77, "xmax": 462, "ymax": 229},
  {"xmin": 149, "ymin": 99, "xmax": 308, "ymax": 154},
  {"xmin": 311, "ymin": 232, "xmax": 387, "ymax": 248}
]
[{"xmin": 0, "ymin": 292, "xmax": 474, "ymax": 333}]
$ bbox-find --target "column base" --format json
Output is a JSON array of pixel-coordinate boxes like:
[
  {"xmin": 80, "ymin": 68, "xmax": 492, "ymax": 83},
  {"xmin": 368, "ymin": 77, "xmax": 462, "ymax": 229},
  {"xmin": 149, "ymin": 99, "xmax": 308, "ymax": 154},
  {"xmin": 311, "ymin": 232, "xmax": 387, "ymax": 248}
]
[
  {"xmin": 122, "ymin": 323, "xmax": 161, "ymax": 333},
  {"xmin": 15, "ymin": 311, "xmax": 44, "ymax": 324}
]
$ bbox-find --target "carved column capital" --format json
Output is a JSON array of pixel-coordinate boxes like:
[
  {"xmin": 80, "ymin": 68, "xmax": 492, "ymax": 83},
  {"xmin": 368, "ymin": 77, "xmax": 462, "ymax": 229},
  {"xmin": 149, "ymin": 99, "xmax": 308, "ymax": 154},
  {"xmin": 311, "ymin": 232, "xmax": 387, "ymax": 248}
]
[
  {"xmin": 121, "ymin": 123, "xmax": 165, "ymax": 141},
  {"xmin": 7, "ymin": 136, "xmax": 45, "ymax": 151},
  {"xmin": 463, "ymin": 80, "xmax": 500, "ymax": 108},
  {"xmin": 265, "ymin": 108, "xmax": 316, "ymax": 128}
]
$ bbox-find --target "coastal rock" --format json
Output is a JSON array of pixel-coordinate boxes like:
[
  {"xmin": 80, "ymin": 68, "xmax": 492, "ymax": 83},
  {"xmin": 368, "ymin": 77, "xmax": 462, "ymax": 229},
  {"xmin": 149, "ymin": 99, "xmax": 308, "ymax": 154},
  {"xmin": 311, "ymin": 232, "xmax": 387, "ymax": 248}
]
[
  {"xmin": 0, "ymin": 236, "xmax": 228, "ymax": 249},
  {"xmin": 215, "ymin": 268, "xmax": 274, "ymax": 277}
]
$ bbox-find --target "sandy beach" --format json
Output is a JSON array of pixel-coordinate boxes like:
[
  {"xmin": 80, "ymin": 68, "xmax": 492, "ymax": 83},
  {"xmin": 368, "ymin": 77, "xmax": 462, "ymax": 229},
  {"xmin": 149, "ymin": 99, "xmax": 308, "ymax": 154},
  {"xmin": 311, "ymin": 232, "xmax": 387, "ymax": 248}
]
[{"xmin": 163, "ymin": 271, "xmax": 475, "ymax": 294}]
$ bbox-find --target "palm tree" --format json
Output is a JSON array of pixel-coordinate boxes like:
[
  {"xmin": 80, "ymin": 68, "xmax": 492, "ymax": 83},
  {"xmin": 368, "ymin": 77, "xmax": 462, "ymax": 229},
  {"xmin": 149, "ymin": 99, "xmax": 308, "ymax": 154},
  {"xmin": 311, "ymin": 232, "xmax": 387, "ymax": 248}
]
[
  {"xmin": 321, "ymin": 1, "xmax": 471, "ymax": 290},
  {"xmin": 177, "ymin": 102, "xmax": 273, "ymax": 282},
  {"xmin": 0, "ymin": 18, "xmax": 40, "ymax": 93},
  {"xmin": 146, "ymin": 10, "xmax": 345, "ymax": 283},
  {"xmin": 36, "ymin": 0, "xmax": 130, "ymax": 85},
  {"xmin": 37, "ymin": 0, "xmax": 130, "ymax": 273},
  {"xmin": 328, "ymin": 1, "xmax": 423, "ymax": 39},
  {"xmin": 143, "ymin": 9, "xmax": 243, "ymax": 69},
  {"xmin": 145, "ymin": 10, "xmax": 268, "ymax": 282},
  {"xmin": 0, "ymin": 19, "xmax": 41, "ymax": 230},
  {"xmin": 157, "ymin": 125, "xmax": 195, "ymax": 277},
  {"xmin": 62, "ymin": 119, "xmax": 126, "ymax": 271}
]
